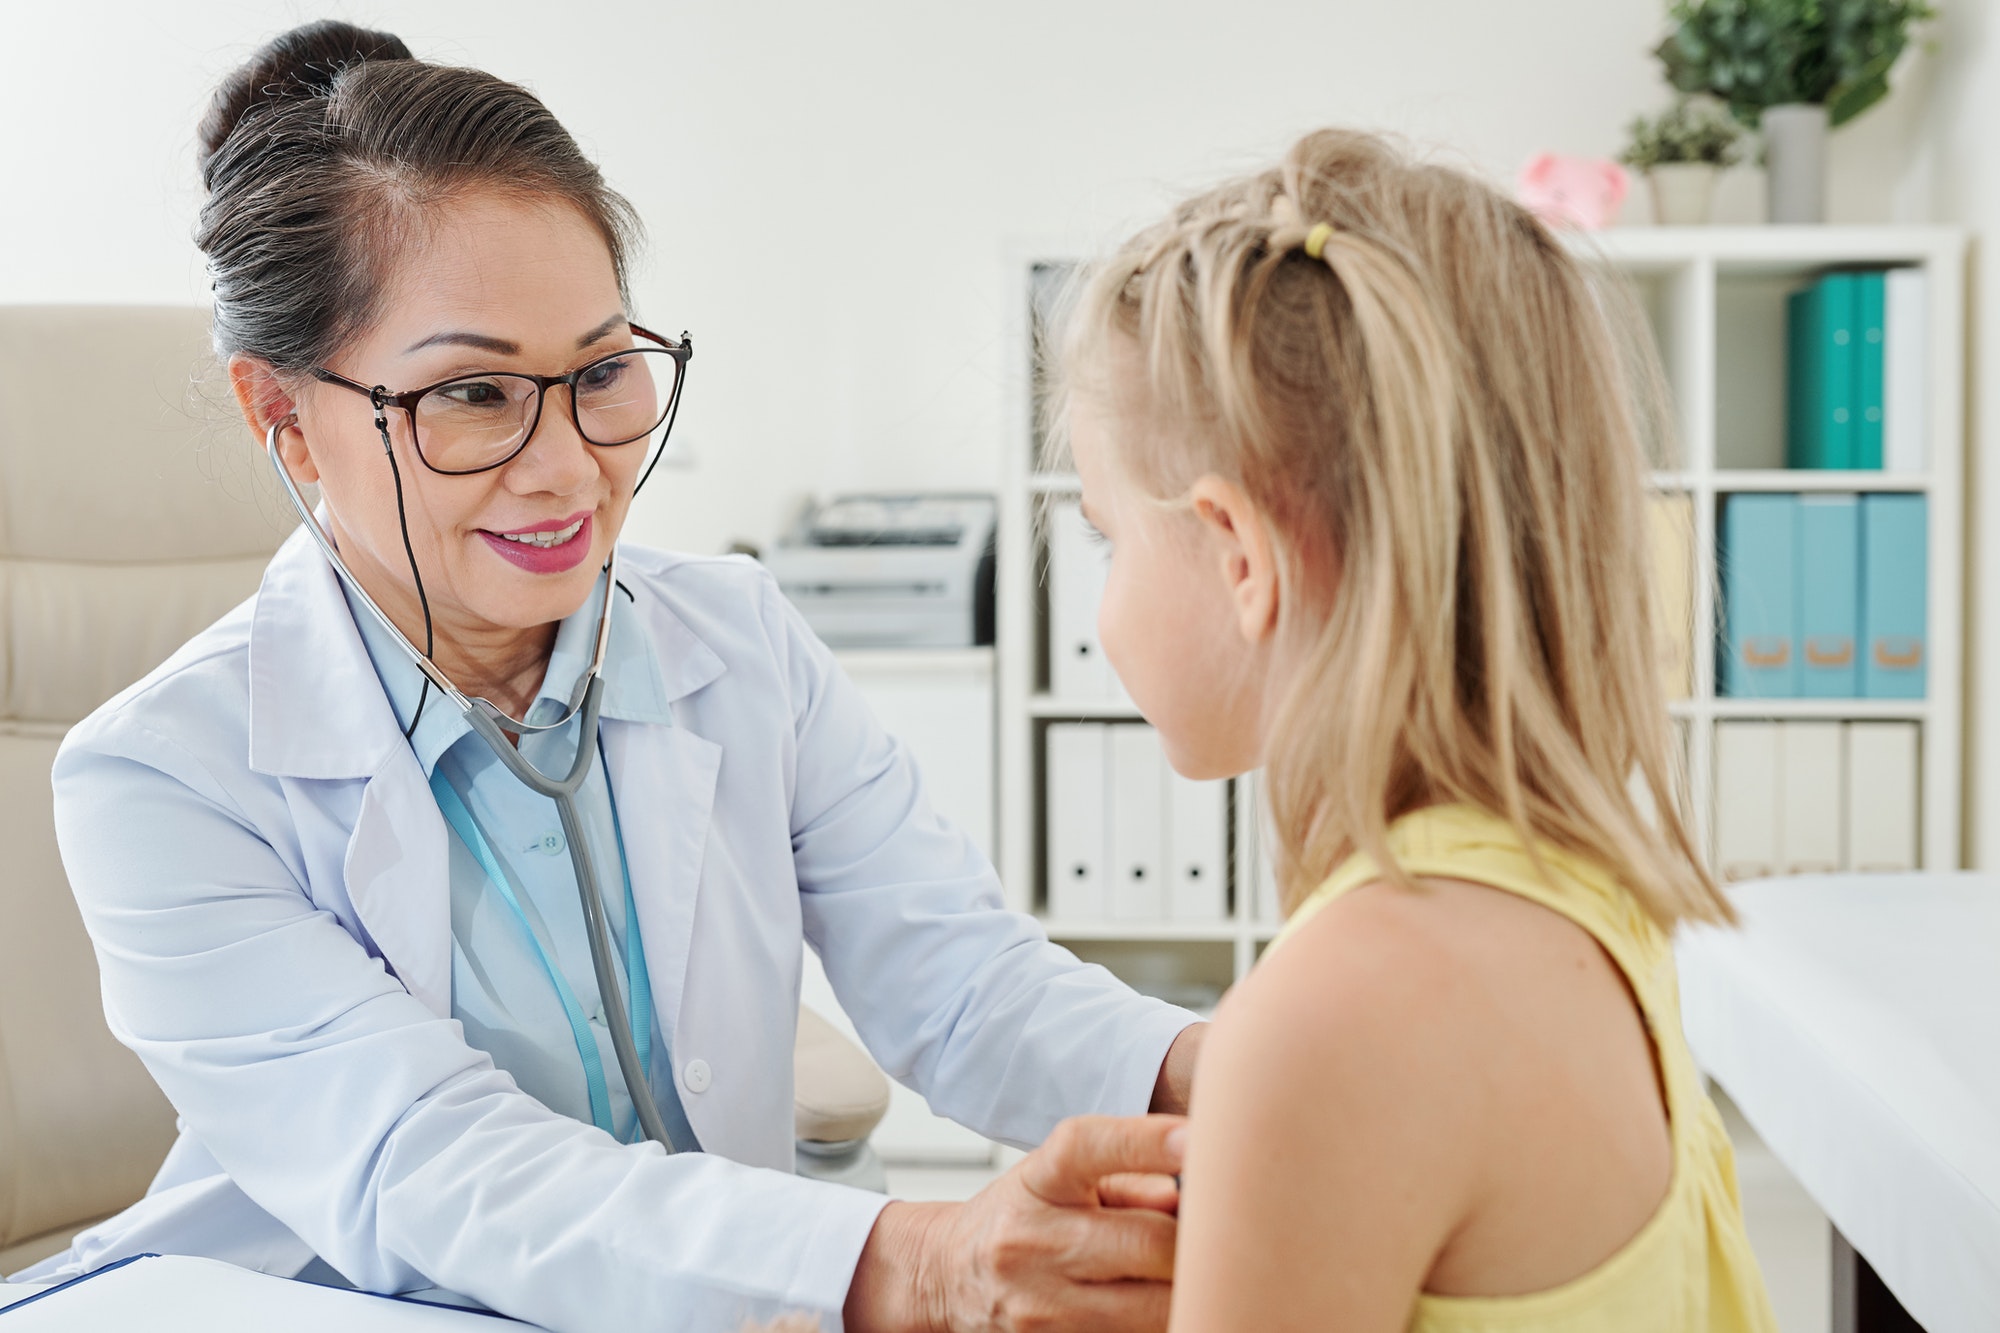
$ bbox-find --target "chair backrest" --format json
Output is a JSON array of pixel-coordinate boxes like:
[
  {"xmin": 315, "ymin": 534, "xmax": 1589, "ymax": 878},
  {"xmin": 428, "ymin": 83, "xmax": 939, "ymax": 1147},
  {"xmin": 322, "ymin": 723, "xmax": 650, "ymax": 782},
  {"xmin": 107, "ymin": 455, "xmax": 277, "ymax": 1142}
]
[{"xmin": 0, "ymin": 305, "xmax": 294, "ymax": 1257}]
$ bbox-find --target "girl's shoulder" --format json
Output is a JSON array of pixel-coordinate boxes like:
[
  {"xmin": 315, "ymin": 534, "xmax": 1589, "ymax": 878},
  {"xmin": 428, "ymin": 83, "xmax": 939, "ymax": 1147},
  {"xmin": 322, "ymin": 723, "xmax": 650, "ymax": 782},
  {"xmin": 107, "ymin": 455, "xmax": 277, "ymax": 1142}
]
[{"xmin": 1179, "ymin": 864, "xmax": 1674, "ymax": 1321}]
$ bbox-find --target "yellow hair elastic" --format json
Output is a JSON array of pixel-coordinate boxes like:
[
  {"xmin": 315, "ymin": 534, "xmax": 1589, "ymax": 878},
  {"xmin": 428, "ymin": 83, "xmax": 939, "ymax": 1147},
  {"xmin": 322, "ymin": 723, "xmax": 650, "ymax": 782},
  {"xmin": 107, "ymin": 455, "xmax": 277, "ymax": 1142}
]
[{"xmin": 1302, "ymin": 221, "xmax": 1335, "ymax": 260}]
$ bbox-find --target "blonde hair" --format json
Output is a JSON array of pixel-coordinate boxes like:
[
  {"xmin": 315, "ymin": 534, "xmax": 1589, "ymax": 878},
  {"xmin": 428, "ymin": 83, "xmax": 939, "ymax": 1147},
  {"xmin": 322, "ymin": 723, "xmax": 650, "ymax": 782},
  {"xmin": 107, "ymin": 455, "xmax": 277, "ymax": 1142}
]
[{"xmin": 1049, "ymin": 128, "xmax": 1724, "ymax": 927}]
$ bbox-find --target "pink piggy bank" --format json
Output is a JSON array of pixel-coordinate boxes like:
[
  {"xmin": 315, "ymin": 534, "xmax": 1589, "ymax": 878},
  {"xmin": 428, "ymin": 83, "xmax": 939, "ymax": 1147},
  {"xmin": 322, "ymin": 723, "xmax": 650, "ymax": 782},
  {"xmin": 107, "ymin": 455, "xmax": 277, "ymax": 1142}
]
[{"xmin": 1516, "ymin": 154, "xmax": 1629, "ymax": 230}]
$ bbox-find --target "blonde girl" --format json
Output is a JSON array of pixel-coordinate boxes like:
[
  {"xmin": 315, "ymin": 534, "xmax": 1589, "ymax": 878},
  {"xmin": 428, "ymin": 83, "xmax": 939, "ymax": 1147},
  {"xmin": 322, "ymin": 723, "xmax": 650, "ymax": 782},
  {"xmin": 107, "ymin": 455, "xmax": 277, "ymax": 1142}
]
[{"xmin": 1050, "ymin": 129, "xmax": 1777, "ymax": 1331}]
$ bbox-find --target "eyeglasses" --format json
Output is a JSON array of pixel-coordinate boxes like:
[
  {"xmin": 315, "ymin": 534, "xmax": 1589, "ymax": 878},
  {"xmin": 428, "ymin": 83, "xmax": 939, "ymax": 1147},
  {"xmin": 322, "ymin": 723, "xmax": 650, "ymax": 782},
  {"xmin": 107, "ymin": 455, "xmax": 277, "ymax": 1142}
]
[{"xmin": 312, "ymin": 323, "xmax": 692, "ymax": 476}]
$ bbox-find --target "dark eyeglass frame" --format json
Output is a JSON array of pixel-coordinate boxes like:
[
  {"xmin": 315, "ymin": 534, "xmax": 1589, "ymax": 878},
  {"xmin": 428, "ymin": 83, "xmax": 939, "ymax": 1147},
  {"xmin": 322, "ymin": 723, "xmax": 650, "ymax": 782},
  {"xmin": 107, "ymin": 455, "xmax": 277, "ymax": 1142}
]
[{"xmin": 311, "ymin": 322, "xmax": 693, "ymax": 476}]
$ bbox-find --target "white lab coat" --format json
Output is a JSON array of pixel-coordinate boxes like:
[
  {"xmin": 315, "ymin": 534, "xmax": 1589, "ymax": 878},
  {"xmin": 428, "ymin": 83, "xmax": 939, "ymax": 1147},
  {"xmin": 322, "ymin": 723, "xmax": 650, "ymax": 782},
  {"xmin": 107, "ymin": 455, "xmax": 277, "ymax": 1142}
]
[{"xmin": 24, "ymin": 529, "xmax": 1194, "ymax": 1331}]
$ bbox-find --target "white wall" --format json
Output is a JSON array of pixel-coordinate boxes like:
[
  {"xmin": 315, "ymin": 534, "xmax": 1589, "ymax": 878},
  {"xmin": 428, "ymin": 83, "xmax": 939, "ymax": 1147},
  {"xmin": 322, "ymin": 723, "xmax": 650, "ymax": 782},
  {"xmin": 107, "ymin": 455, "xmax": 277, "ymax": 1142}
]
[
  {"xmin": 0, "ymin": 0, "xmax": 1939, "ymax": 547},
  {"xmin": 1893, "ymin": 4, "xmax": 2000, "ymax": 866},
  {"xmin": 2, "ymin": 0, "xmax": 1982, "ymax": 852}
]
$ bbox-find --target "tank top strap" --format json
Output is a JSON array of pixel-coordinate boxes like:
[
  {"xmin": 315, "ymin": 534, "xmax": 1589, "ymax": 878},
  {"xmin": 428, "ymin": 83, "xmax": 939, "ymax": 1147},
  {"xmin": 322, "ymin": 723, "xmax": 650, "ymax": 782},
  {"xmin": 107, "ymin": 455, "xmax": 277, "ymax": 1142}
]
[{"xmin": 1277, "ymin": 804, "xmax": 1694, "ymax": 1102}]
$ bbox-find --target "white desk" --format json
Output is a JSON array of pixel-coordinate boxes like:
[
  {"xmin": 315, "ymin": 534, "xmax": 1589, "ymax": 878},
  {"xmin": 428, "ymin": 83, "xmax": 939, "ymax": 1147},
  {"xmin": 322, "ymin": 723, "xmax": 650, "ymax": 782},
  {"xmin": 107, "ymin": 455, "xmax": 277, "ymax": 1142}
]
[
  {"xmin": 0, "ymin": 1255, "xmax": 538, "ymax": 1328},
  {"xmin": 1677, "ymin": 875, "xmax": 2000, "ymax": 1332}
]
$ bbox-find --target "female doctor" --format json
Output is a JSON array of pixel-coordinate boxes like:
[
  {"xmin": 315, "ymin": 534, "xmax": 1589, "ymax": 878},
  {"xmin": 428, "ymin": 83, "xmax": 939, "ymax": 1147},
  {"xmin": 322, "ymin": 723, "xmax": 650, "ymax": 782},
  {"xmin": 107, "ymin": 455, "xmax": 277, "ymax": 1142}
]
[{"xmin": 19, "ymin": 20, "xmax": 1205, "ymax": 1332}]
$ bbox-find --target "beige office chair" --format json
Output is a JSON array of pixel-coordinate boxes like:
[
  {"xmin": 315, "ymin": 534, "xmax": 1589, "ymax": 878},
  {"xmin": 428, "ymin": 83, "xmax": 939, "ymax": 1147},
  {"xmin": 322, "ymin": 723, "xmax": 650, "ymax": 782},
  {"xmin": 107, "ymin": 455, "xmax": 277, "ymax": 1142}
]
[
  {"xmin": 0, "ymin": 305, "xmax": 889, "ymax": 1275},
  {"xmin": 0, "ymin": 305, "xmax": 287, "ymax": 1271}
]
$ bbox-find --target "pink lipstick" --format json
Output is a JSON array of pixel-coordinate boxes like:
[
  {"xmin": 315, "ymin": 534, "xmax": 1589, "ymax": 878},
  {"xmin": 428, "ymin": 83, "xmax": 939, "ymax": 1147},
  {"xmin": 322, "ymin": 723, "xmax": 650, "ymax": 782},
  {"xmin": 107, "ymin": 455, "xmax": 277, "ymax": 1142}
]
[{"xmin": 478, "ymin": 511, "xmax": 595, "ymax": 574}]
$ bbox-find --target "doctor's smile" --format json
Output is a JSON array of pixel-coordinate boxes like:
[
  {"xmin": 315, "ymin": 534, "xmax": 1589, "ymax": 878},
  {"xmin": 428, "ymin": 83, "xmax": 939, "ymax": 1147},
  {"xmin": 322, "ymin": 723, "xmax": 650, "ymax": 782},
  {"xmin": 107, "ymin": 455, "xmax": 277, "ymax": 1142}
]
[{"xmin": 479, "ymin": 513, "xmax": 595, "ymax": 573}]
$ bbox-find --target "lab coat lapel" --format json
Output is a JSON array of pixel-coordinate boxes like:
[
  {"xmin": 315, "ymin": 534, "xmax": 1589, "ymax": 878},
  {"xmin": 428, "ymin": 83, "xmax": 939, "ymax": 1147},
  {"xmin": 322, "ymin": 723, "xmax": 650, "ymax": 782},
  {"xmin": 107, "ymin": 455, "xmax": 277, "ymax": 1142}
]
[
  {"xmin": 600, "ymin": 714, "xmax": 720, "ymax": 1046},
  {"xmin": 342, "ymin": 752, "xmax": 453, "ymax": 1016},
  {"xmin": 248, "ymin": 528, "xmax": 452, "ymax": 1014},
  {"xmin": 247, "ymin": 526, "xmax": 407, "ymax": 782}
]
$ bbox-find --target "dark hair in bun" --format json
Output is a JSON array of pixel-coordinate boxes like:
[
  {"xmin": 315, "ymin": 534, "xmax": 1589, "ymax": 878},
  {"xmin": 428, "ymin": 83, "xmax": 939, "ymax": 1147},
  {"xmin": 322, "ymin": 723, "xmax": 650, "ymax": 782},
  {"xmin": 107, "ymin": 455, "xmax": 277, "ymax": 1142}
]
[
  {"xmin": 196, "ymin": 20, "xmax": 413, "ymax": 172},
  {"xmin": 196, "ymin": 20, "xmax": 640, "ymax": 376}
]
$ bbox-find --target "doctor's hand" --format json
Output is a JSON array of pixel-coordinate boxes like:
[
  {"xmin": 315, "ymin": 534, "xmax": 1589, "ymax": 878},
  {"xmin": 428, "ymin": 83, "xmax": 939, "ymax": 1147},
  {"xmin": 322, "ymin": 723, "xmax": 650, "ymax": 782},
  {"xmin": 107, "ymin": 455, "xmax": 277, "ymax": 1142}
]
[{"xmin": 845, "ymin": 1113, "xmax": 1187, "ymax": 1333}]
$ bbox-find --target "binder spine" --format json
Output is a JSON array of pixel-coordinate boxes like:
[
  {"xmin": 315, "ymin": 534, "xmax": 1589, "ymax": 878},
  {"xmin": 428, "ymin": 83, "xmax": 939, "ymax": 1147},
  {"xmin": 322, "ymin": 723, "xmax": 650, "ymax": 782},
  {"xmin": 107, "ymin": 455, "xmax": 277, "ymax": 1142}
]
[
  {"xmin": 1797, "ymin": 495, "xmax": 1859, "ymax": 698},
  {"xmin": 1720, "ymin": 495, "xmax": 1800, "ymax": 699},
  {"xmin": 1856, "ymin": 272, "xmax": 1886, "ymax": 470},
  {"xmin": 1045, "ymin": 722, "xmax": 1108, "ymax": 920},
  {"xmin": 1860, "ymin": 494, "xmax": 1927, "ymax": 699}
]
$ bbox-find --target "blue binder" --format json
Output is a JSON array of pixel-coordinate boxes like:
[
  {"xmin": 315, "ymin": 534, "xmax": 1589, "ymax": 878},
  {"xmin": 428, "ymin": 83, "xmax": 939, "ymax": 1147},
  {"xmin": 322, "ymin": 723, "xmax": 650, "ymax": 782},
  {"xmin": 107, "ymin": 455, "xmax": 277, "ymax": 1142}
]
[
  {"xmin": 1798, "ymin": 495, "xmax": 1860, "ymax": 697},
  {"xmin": 1720, "ymin": 495, "xmax": 1799, "ymax": 698},
  {"xmin": 1861, "ymin": 494, "xmax": 1927, "ymax": 699}
]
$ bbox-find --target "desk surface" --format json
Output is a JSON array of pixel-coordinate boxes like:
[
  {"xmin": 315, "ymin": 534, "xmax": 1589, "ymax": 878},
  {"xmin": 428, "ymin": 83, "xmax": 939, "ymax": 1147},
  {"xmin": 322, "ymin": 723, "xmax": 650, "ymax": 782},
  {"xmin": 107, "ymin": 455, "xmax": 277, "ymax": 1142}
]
[
  {"xmin": 0, "ymin": 1255, "xmax": 538, "ymax": 1329},
  {"xmin": 1677, "ymin": 874, "xmax": 2000, "ymax": 1333}
]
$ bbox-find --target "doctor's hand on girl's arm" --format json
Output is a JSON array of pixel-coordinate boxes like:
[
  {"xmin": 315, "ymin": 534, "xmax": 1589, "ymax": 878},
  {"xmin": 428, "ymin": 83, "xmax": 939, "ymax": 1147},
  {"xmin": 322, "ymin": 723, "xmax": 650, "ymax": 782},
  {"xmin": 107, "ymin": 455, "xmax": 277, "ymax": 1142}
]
[{"xmin": 844, "ymin": 1114, "xmax": 1187, "ymax": 1333}]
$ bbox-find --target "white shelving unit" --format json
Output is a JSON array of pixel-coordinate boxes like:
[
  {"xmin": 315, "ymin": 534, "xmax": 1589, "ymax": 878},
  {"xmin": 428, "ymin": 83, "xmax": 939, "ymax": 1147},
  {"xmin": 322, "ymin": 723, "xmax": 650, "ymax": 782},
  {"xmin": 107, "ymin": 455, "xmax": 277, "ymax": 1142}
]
[
  {"xmin": 996, "ymin": 227, "xmax": 1966, "ymax": 999},
  {"xmin": 1589, "ymin": 227, "xmax": 1965, "ymax": 872}
]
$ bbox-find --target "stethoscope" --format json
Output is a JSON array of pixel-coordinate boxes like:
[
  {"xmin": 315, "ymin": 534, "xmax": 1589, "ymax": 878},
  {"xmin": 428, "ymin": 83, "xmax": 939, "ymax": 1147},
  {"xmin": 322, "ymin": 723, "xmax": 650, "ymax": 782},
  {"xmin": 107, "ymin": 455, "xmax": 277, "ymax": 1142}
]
[{"xmin": 262, "ymin": 346, "xmax": 688, "ymax": 1152}]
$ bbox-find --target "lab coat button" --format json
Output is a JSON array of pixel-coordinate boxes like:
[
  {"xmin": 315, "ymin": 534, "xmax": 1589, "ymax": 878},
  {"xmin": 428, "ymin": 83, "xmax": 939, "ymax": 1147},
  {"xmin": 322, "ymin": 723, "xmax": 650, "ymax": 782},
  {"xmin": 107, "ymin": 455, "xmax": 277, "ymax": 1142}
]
[
  {"xmin": 682, "ymin": 1058, "xmax": 712, "ymax": 1094},
  {"xmin": 538, "ymin": 832, "xmax": 564, "ymax": 855}
]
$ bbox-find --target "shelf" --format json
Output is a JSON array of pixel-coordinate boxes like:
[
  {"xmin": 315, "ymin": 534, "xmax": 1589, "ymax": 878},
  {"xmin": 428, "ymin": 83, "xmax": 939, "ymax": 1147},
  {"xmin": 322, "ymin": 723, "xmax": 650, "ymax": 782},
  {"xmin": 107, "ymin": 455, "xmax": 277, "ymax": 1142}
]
[
  {"xmin": 1673, "ymin": 698, "xmax": 1932, "ymax": 721},
  {"xmin": 1578, "ymin": 226, "xmax": 1963, "ymax": 271},
  {"xmin": 1005, "ymin": 227, "xmax": 1967, "ymax": 962},
  {"xmin": 1028, "ymin": 694, "xmax": 1143, "ymax": 719},
  {"xmin": 1712, "ymin": 470, "xmax": 1930, "ymax": 493},
  {"xmin": 1039, "ymin": 919, "xmax": 1242, "ymax": 942}
]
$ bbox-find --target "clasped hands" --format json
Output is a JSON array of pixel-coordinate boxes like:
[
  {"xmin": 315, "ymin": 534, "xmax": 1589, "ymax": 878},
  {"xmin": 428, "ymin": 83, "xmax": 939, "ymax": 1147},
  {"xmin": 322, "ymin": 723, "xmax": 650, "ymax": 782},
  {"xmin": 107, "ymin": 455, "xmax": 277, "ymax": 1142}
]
[{"xmin": 846, "ymin": 1113, "xmax": 1188, "ymax": 1333}]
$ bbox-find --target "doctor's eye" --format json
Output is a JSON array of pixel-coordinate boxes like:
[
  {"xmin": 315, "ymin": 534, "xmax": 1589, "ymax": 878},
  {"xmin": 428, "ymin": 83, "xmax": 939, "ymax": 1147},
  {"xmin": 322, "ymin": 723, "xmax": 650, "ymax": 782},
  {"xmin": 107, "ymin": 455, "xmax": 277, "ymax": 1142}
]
[
  {"xmin": 1081, "ymin": 517, "xmax": 1109, "ymax": 547},
  {"xmin": 434, "ymin": 377, "xmax": 518, "ymax": 411},
  {"xmin": 578, "ymin": 356, "xmax": 633, "ymax": 393}
]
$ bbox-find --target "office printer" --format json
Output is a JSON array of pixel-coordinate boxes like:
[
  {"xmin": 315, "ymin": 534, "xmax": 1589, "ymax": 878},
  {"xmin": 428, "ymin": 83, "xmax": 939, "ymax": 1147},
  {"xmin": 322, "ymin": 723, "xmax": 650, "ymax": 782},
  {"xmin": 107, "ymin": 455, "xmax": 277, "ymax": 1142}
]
[{"xmin": 764, "ymin": 493, "xmax": 996, "ymax": 649}]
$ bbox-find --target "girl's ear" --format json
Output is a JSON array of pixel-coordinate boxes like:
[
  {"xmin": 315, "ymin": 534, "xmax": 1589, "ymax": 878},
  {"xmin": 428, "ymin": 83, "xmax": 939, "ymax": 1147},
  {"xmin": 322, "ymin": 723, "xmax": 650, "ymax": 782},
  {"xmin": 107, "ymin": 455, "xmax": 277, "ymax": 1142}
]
[
  {"xmin": 1187, "ymin": 474, "xmax": 1280, "ymax": 645},
  {"xmin": 230, "ymin": 354, "xmax": 318, "ymax": 484}
]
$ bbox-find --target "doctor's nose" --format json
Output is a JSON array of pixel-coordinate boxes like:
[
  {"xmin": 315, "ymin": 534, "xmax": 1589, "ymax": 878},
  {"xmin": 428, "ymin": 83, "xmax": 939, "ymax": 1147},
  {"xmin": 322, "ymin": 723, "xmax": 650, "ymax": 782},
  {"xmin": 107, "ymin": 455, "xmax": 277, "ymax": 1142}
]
[{"xmin": 506, "ymin": 387, "xmax": 601, "ymax": 495}]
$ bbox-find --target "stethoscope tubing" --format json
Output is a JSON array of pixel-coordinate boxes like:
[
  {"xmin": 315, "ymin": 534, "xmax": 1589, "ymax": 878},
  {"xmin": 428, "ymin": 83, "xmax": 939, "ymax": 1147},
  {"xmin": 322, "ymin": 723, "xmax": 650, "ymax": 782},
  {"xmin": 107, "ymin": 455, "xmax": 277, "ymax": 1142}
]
[{"xmin": 263, "ymin": 417, "xmax": 682, "ymax": 1153}]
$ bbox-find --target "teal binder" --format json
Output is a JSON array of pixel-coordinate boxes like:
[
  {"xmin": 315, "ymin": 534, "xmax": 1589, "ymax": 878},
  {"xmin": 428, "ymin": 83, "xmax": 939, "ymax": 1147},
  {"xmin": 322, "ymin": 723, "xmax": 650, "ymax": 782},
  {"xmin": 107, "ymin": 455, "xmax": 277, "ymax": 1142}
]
[
  {"xmin": 1797, "ymin": 495, "xmax": 1859, "ymax": 697},
  {"xmin": 1786, "ymin": 283, "xmax": 1823, "ymax": 468},
  {"xmin": 1861, "ymin": 494, "xmax": 1926, "ymax": 698},
  {"xmin": 1786, "ymin": 274, "xmax": 1858, "ymax": 469},
  {"xmin": 1721, "ymin": 495, "xmax": 1799, "ymax": 698},
  {"xmin": 1856, "ymin": 272, "xmax": 1886, "ymax": 469}
]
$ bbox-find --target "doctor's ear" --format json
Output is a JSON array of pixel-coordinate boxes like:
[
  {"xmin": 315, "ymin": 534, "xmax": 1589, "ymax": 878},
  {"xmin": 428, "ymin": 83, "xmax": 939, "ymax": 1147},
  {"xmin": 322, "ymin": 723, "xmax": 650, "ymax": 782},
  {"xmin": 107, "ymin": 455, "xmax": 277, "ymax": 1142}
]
[
  {"xmin": 1186, "ymin": 474, "xmax": 1282, "ymax": 646},
  {"xmin": 229, "ymin": 354, "xmax": 318, "ymax": 484}
]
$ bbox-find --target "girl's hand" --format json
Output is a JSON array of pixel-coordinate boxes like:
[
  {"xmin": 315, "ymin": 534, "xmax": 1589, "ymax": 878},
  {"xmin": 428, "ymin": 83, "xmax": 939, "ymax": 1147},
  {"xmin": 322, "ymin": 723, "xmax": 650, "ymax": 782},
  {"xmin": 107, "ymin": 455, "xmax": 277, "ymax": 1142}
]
[{"xmin": 846, "ymin": 1114, "xmax": 1187, "ymax": 1332}]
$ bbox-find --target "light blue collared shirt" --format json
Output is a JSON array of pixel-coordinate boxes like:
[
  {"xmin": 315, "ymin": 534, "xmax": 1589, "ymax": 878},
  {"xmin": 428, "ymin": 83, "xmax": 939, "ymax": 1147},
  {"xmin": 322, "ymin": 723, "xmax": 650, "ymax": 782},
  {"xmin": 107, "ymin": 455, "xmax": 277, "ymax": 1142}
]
[{"xmin": 341, "ymin": 571, "xmax": 696, "ymax": 1150}]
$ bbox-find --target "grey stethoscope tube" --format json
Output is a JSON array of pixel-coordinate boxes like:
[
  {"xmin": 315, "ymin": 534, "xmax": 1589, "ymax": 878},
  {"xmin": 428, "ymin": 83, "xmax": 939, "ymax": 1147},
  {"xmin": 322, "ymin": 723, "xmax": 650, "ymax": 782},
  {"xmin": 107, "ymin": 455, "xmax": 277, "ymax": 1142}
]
[{"xmin": 265, "ymin": 417, "xmax": 681, "ymax": 1153}]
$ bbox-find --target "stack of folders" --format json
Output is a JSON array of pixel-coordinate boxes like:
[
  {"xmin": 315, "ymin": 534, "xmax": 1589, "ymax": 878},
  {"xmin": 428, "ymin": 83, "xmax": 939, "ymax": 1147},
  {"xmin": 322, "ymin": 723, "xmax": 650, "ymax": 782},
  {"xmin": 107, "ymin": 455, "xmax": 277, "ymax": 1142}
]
[
  {"xmin": 1046, "ymin": 723, "xmax": 1229, "ymax": 923},
  {"xmin": 1046, "ymin": 500, "xmax": 1128, "ymax": 703},
  {"xmin": 1786, "ymin": 268, "xmax": 1927, "ymax": 471},
  {"xmin": 1713, "ymin": 721, "xmax": 1919, "ymax": 879},
  {"xmin": 1719, "ymin": 493, "xmax": 1925, "ymax": 699}
]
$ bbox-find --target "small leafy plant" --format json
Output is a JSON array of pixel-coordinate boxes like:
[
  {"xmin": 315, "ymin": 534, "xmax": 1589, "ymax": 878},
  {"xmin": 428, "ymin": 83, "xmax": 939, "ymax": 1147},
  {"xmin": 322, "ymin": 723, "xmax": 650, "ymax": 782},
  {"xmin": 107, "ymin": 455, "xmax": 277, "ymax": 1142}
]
[
  {"xmin": 1654, "ymin": 0, "xmax": 1938, "ymax": 128},
  {"xmin": 1621, "ymin": 98, "xmax": 1747, "ymax": 168}
]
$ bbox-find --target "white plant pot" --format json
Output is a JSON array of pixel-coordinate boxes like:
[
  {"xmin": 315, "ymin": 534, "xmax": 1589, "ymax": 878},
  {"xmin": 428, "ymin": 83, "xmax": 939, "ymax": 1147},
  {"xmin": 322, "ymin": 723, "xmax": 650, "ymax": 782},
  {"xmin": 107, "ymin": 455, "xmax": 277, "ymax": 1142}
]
[
  {"xmin": 1763, "ymin": 102, "xmax": 1828, "ymax": 225},
  {"xmin": 1649, "ymin": 163, "xmax": 1719, "ymax": 226}
]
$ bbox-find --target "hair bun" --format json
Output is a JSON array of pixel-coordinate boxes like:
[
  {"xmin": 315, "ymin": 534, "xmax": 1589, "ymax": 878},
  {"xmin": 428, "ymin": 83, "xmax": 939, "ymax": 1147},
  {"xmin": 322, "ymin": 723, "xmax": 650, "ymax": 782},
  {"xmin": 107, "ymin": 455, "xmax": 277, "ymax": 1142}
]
[{"xmin": 198, "ymin": 20, "xmax": 412, "ymax": 174}]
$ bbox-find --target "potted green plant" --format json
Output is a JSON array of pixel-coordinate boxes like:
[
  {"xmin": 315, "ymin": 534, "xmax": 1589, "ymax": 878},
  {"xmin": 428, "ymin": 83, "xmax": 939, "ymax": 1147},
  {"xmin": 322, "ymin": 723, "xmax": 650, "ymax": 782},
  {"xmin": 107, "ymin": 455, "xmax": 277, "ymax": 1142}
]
[
  {"xmin": 1653, "ymin": 0, "xmax": 1937, "ymax": 223},
  {"xmin": 1621, "ymin": 98, "xmax": 1745, "ymax": 224}
]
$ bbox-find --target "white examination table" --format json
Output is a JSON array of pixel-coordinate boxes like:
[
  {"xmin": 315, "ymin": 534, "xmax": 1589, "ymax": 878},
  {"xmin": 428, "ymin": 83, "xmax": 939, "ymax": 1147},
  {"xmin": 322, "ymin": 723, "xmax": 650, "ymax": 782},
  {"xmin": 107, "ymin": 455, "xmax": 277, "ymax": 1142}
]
[{"xmin": 1677, "ymin": 875, "xmax": 2000, "ymax": 1333}]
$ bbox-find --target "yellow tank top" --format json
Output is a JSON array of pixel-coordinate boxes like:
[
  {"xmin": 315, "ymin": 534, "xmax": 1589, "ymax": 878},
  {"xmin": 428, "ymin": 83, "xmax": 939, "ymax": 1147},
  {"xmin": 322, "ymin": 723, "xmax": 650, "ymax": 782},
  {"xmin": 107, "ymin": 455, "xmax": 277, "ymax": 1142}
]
[{"xmin": 1270, "ymin": 804, "xmax": 1777, "ymax": 1333}]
